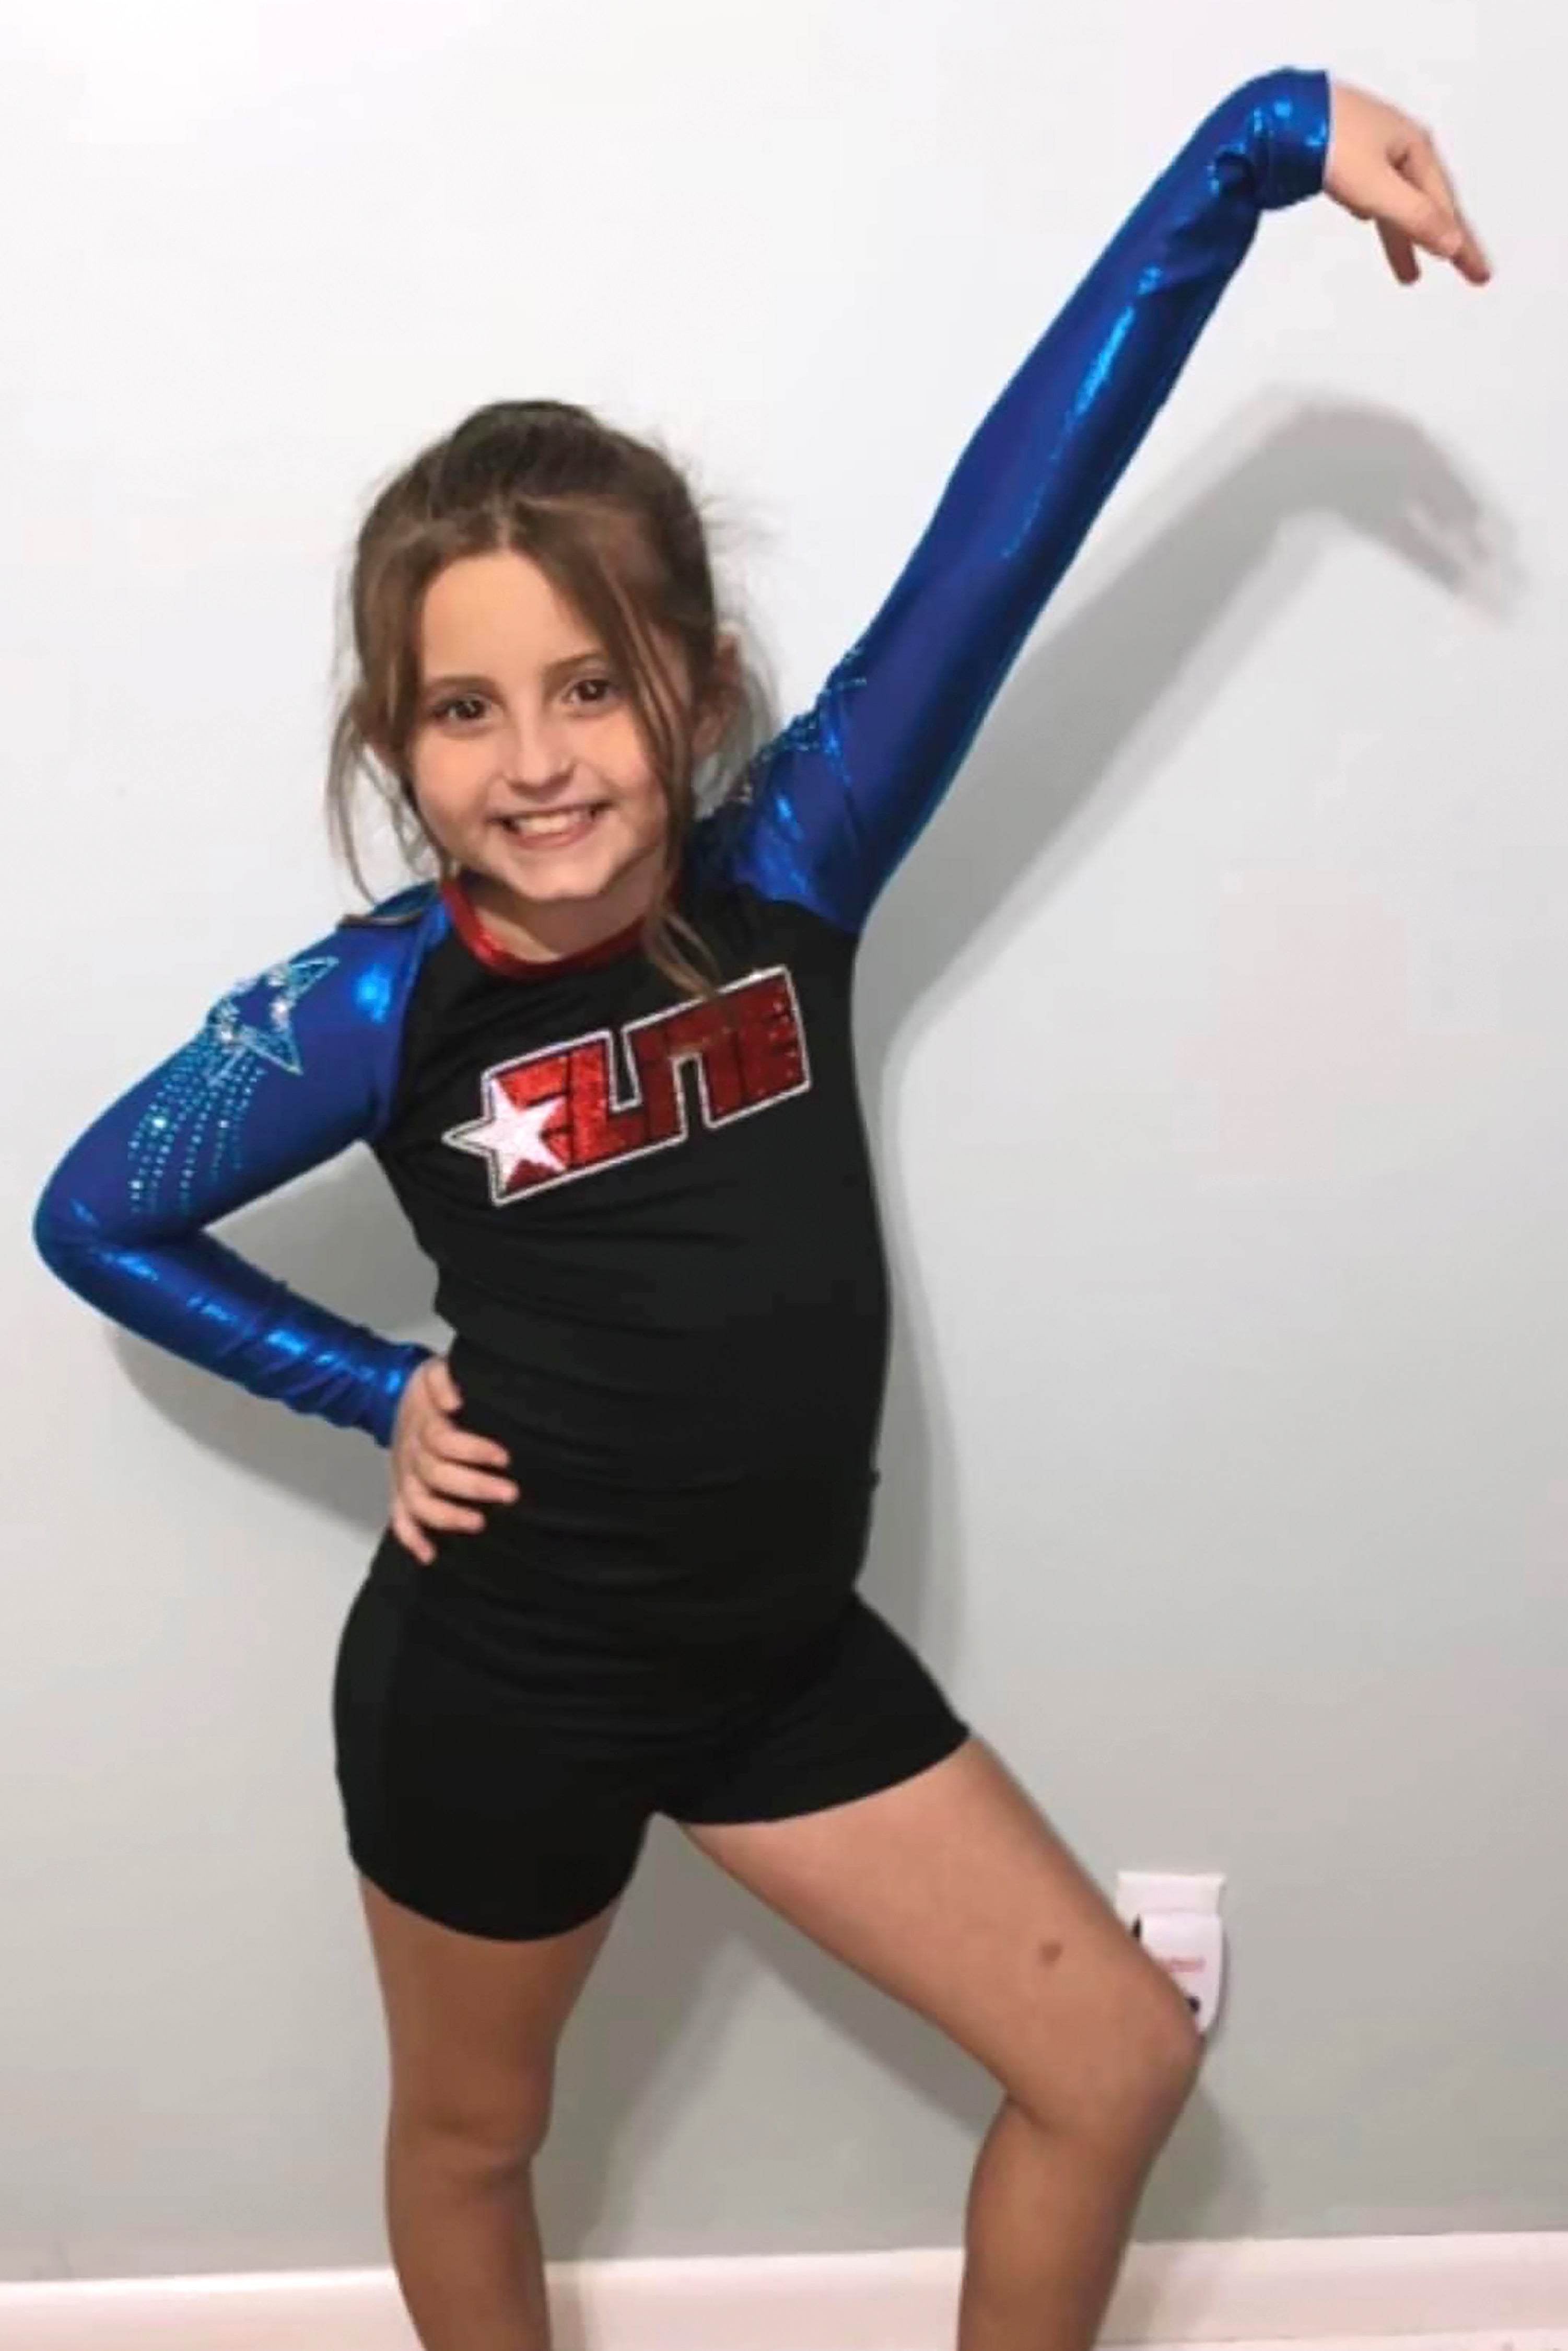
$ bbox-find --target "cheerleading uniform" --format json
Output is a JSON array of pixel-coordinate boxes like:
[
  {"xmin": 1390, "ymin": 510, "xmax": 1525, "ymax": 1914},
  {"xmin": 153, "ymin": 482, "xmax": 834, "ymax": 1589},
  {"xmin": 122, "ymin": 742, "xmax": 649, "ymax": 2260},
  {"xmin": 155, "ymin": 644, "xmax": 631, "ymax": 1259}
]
[{"xmin": 34, "ymin": 74, "xmax": 1327, "ymax": 1937}]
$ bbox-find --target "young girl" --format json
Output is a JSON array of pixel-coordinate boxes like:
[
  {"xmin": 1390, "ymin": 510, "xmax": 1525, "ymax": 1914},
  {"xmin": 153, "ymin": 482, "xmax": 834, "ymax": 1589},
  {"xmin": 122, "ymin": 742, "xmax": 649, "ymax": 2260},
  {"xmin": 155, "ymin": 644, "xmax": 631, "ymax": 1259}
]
[{"xmin": 36, "ymin": 67, "xmax": 1487, "ymax": 2351}]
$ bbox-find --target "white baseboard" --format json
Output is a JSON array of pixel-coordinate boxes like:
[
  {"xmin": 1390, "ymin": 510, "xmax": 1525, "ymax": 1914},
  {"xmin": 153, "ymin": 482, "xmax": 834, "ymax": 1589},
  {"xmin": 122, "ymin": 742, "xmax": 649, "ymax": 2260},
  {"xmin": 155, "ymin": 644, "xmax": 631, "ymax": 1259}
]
[{"xmin": 1, "ymin": 2233, "xmax": 1564, "ymax": 2349}]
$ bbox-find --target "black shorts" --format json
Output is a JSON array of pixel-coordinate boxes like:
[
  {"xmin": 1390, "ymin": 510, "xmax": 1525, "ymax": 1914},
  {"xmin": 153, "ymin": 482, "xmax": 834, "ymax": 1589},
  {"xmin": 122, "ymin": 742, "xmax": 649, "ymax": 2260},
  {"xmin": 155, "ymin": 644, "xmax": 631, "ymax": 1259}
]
[{"xmin": 331, "ymin": 1470, "xmax": 970, "ymax": 1942}]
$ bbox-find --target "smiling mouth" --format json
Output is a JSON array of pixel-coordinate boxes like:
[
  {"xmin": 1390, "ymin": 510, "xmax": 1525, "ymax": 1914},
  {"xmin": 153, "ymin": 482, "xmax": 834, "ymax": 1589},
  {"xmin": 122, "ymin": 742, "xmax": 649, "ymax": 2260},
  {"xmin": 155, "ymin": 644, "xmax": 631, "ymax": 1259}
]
[{"xmin": 495, "ymin": 806, "xmax": 608, "ymax": 847}]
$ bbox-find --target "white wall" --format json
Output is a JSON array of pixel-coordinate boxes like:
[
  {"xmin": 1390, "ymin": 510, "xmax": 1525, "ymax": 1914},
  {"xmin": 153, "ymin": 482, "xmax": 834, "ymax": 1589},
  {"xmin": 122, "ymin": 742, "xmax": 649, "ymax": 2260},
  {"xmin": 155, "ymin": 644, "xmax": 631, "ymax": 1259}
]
[{"xmin": 4, "ymin": 0, "xmax": 1561, "ymax": 2282}]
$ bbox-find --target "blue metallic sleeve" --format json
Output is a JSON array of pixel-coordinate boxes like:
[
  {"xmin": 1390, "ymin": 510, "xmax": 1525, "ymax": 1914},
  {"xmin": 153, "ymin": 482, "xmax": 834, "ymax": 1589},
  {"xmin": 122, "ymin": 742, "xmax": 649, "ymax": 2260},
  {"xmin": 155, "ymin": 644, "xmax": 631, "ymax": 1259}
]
[
  {"xmin": 32, "ymin": 889, "xmax": 443, "ymax": 1448},
  {"xmin": 724, "ymin": 67, "xmax": 1330, "ymax": 929}
]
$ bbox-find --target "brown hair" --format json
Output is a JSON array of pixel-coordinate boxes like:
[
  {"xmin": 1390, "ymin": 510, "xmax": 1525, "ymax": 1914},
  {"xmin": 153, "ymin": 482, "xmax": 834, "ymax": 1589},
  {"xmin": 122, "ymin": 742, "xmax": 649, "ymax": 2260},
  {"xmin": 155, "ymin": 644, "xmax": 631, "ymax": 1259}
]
[{"xmin": 326, "ymin": 399, "xmax": 768, "ymax": 995}]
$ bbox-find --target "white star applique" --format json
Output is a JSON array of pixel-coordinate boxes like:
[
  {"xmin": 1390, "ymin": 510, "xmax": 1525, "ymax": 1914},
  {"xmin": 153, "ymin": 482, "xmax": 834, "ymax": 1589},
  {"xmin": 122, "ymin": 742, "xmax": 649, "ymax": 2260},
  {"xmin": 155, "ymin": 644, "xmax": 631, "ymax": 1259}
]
[{"xmin": 445, "ymin": 1073, "xmax": 567, "ymax": 1203}]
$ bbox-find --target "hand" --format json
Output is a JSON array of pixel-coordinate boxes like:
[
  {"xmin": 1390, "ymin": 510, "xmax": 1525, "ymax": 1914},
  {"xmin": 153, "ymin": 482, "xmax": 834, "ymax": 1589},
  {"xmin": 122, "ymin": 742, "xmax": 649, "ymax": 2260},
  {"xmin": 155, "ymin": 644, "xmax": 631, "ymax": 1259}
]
[
  {"xmin": 389, "ymin": 1356, "xmax": 518, "ymax": 1566},
  {"xmin": 1325, "ymin": 82, "xmax": 1490, "ymax": 286}
]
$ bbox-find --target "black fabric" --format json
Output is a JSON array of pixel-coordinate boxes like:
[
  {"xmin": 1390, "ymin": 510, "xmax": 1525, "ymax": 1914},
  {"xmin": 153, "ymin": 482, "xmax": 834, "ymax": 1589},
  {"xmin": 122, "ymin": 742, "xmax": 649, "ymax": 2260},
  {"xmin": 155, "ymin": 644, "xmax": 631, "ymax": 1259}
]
[
  {"xmin": 333, "ymin": 1531, "xmax": 970, "ymax": 1942},
  {"xmin": 375, "ymin": 884, "xmax": 891, "ymax": 1508}
]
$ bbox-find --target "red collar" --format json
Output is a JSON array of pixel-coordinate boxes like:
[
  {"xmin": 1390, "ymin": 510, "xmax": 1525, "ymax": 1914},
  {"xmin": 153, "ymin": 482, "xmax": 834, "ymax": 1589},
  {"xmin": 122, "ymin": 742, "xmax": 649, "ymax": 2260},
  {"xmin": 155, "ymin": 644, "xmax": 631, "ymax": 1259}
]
[{"xmin": 440, "ymin": 875, "xmax": 647, "ymax": 982}]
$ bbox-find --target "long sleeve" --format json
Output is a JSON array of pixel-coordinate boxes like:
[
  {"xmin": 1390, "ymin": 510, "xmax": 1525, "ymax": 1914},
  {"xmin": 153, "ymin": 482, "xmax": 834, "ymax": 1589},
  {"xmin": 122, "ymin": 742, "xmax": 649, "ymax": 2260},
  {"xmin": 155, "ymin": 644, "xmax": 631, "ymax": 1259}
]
[
  {"xmin": 719, "ymin": 67, "xmax": 1330, "ymax": 929},
  {"xmin": 32, "ymin": 890, "xmax": 443, "ymax": 1447}
]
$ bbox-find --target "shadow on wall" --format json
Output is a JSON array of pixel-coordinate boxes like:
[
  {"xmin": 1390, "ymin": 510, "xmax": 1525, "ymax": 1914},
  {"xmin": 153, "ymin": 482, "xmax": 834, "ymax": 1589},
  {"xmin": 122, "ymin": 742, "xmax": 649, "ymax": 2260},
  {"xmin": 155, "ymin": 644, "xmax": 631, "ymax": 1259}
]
[{"xmin": 112, "ymin": 391, "xmax": 1517, "ymax": 2254}]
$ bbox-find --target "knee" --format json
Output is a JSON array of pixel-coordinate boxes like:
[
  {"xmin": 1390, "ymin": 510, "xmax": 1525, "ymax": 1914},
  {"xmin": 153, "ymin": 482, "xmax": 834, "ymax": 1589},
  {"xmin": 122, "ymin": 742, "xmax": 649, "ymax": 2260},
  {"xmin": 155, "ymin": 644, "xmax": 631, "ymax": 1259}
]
[
  {"xmin": 1097, "ymin": 1957, "xmax": 1203, "ymax": 2154},
  {"xmin": 390, "ymin": 2070, "xmax": 555, "ymax": 2182},
  {"xmin": 1124, "ymin": 1963, "xmax": 1205, "ymax": 2139},
  {"xmin": 1014, "ymin": 1952, "xmax": 1203, "ymax": 2158}
]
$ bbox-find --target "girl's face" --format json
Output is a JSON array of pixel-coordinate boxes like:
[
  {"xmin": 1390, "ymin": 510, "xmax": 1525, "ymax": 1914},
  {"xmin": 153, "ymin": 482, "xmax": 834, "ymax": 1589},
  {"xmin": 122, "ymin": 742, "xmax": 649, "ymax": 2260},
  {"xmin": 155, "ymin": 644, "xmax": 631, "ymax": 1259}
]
[{"xmin": 408, "ymin": 549, "xmax": 672, "ymax": 956}]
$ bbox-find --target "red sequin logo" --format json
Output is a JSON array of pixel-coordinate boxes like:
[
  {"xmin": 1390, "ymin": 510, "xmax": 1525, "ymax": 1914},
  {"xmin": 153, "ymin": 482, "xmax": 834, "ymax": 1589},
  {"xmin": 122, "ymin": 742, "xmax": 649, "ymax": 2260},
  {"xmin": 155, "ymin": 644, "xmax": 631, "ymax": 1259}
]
[{"xmin": 443, "ymin": 966, "xmax": 811, "ymax": 1205}]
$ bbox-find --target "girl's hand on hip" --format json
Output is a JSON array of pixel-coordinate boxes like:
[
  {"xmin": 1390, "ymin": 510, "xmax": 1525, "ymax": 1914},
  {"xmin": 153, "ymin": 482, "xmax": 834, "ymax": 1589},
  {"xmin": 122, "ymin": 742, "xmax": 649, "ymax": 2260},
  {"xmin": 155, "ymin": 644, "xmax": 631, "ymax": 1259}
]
[
  {"xmin": 1325, "ymin": 82, "xmax": 1491, "ymax": 286},
  {"xmin": 390, "ymin": 1356, "xmax": 518, "ymax": 1566}
]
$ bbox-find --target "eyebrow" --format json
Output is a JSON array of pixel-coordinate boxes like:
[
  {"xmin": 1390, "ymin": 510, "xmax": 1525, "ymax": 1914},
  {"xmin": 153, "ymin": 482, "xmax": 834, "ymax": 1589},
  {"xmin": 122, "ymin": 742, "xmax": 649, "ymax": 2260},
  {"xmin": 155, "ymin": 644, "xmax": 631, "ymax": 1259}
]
[{"xmin": 421, "ymin": 650, "xmax": 607, "ymax": 696}]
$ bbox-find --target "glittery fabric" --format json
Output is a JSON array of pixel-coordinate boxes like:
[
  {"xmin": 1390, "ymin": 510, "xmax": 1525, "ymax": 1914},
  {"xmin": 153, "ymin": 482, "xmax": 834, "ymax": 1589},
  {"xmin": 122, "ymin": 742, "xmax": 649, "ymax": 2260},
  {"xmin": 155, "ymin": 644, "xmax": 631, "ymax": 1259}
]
[
  {"xmin": 444, "ymin": 967, "xmax": 811, "ymax": 1205},
  {"xmin": 33, "ymin": 889, "xmax": 448, "ymax": 1445},
  {"xmin": 125, "ymin": 955, "xmax": 340, "ymax": 1220},
  {"xmin": 712, "ymin": 67, "xmax": 1329, "ymax": 929},
  {"xmin": 35, "ymin": 70, "xmax": 1329, "ymax": 1456}
]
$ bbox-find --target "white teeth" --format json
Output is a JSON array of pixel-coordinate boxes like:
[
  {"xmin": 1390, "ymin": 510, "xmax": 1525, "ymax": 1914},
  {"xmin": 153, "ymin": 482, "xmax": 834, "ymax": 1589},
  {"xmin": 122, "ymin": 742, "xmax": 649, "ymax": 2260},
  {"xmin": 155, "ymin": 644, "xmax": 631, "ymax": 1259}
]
[{"xmin": 502, "ymin": 808, "xmax": 600, "ymax": 835}]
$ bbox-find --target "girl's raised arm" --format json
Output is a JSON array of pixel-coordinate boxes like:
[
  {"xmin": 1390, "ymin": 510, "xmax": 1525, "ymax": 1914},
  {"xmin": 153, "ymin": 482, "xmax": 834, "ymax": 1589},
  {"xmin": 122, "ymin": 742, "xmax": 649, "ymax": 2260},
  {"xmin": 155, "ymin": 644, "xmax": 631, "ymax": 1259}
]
[{"xmin": 724, "ymin": 69, "xmax": 1330, "ymax": 930}]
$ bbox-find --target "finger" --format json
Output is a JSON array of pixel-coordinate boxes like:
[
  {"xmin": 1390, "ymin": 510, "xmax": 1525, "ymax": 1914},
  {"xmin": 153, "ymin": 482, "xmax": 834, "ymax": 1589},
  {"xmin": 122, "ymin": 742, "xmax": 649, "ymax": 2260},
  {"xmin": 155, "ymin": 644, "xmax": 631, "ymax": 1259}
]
[
  {"xmin": 401, "ymin": 1478, "xmax": 486, "ymax": 1535},
  {"xmin": 1373, "ymin": 158, "xmax": 1464, "ymax": 263},
  {"xmin": 1396, "ymin": 130, "xmax": 1491, "ymax": 283},
  {"xmin": 429, "ymin": 1357, "xmax": 464, "ymax": 1414},
  {"xmin": 411, "ymin": 1433, "xmax": 512, "ymax": 1492},
  {"xmin": 390, "ymin": 1501, "xmax": 435, "ymax": 1567},
  {"xmin": 1453, "ymin": 215, "xmax": 1491, "ymax": 285},
  {"xmin": 1378, "ymin": 217, "xmax": 1421, "ymax": 287},
  {"xmin": 411, "ymin": 1457, "xmax": 519, "ymax": 1507},
  {"xmin": 419, "ymin": 1423, "xmax": 513, "ymax": 1471}
]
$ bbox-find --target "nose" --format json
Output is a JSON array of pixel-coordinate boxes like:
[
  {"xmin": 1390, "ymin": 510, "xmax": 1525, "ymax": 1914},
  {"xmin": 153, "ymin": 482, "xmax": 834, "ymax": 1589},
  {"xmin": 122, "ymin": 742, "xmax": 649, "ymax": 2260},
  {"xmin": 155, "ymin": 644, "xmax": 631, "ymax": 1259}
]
[{"xmin": 497, "ymin": 708, "xmax": 574, "ymax": 796}]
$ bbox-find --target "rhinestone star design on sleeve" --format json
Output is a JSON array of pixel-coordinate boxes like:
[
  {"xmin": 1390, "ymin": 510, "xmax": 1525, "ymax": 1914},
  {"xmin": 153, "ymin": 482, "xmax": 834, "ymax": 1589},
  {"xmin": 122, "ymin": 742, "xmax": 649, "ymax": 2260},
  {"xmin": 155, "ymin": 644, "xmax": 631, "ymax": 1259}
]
[{"xmin": 126, "ymin": 955, "xmax": 338, "ymax": 1219}]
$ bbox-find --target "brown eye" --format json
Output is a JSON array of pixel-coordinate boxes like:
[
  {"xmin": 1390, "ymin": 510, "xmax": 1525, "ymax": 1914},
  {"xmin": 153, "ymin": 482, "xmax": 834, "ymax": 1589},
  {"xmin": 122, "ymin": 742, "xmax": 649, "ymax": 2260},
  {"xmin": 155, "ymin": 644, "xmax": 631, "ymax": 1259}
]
[
  {"xmin": 431, "ymin": 695, "xmax": 486, "ymax": 725},
  {"xmin": 567, "ymin": 675, "xmax": 618, "ymax": 708}
]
